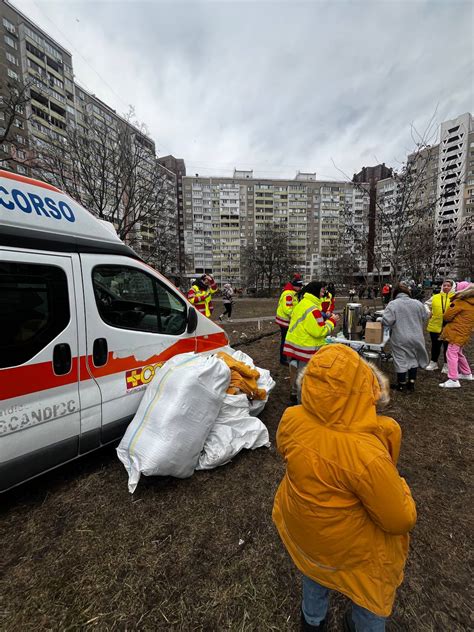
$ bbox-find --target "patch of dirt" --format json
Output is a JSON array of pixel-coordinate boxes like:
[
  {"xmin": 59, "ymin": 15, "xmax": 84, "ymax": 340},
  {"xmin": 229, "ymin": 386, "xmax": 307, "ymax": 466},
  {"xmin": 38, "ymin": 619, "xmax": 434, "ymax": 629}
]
[{"xmin": 1, "ymin": 327, "xmax": 472, "ymax": 631}]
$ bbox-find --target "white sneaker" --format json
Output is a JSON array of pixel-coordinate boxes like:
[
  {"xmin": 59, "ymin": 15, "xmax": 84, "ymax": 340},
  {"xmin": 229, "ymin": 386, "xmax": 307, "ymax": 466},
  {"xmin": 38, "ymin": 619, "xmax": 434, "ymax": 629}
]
[
  {"xmin": 441, "ymin": 364, "xmax": 449, "ymax": 374},
  {"xmin": 439, "ymin": 379, "xmax": 461, "ymax": 388},
  {"xmin": 425, "ymin": 361, "xmax": 438, "ymax": 371},
  {"xmin": 459, "ymin": 373, "xmax": 473, "ymax": 381}
]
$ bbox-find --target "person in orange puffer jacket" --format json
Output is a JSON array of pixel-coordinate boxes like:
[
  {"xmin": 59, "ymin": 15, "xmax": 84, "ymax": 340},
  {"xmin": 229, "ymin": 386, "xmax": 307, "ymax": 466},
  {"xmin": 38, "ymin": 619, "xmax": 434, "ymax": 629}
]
[
  {"xmin": 272, "ymin": 344, "xmax": 416, "ymax": 632},
  {"xmin": 439, "ymin": 281, "xmax": 474, "ymax": 388}
]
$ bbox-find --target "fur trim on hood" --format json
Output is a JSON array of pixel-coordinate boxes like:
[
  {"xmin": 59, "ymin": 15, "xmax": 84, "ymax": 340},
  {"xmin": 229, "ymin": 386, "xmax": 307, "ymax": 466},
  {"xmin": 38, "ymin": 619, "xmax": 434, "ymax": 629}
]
[
  {"xmin": 368, "ymin": 361, "xmax": 391, "ymax": 407},
  {"xmin": 452, "ymin": 283, "xmax": 474, "ymax": 301}
]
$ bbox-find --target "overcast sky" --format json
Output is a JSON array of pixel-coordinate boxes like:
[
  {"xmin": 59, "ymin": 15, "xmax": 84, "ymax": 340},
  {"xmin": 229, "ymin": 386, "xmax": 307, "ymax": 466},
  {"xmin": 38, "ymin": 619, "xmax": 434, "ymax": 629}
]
[{"xmin": 14, "ymin": 0, "xmax": 474, "ymax": 180}]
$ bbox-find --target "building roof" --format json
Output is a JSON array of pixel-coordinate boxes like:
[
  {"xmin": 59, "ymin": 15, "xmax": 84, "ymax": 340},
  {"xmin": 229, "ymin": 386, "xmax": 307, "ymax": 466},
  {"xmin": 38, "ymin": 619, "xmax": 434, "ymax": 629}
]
[{"xmin": 4, "ymin": 0, "xmax": 72, "ymax": 57}]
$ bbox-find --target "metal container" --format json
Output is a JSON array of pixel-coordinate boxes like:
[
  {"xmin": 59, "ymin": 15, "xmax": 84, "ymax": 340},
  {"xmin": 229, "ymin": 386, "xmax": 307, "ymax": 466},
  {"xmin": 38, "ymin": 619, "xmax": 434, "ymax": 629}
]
[
  {"xmin": 362, "ymin": 350, "xmax": 380, "ymax": 360},
  {"xmin": 343, "ymin": 303, "xmax": 363, "ymax": 340},
  {"xmin": 362, "ymin": 350, "xmax": 381, "ymax": 366}
]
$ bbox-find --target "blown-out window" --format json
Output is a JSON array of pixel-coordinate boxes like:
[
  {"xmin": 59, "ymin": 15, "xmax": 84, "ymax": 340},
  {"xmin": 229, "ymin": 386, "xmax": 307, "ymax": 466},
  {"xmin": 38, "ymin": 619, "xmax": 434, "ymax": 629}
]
[{"xmin": 0, "ymin": 262, "xmax": 70, "ymax": 368}]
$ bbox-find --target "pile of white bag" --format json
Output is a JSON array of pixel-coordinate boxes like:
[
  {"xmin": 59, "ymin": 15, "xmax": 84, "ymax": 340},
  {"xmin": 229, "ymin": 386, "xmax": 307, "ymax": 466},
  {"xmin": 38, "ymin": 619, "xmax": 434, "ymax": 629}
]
[{"xmin": 117, "ymin": 349, "xmax": 275, "ymax": 493}]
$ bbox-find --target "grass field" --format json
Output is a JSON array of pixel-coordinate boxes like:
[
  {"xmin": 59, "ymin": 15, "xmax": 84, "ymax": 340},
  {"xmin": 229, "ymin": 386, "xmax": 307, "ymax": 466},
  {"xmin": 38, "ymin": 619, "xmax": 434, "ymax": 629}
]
[
  {"xmin": 1, "ymin": 298, "xmax": 472, "ymax": 631},
  {"xmin": 212, "ymin": 296, "xmax": 384, "ymax": 320}
]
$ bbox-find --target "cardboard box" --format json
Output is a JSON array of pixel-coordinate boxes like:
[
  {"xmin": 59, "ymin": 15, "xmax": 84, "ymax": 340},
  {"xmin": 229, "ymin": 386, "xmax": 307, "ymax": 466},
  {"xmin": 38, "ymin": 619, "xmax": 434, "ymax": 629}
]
[{"xmin": 364, "ymin": 321, "xmax": 383, "ymax": 344}]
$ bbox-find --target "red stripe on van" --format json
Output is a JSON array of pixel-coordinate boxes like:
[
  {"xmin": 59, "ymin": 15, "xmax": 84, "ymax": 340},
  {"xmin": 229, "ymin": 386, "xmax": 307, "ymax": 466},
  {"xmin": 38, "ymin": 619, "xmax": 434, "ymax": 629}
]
[
  {"xmin": 85, "ymin": 337, "xmax": 198, "ymax": 379},
  {"xmin": 82, "ymin": 332, "xmax": 227, "ymax": 380},
  {"xmin": 0, "ymin": 169, "xmax": 62, "ymax": 193},
  {"xmin": 0, "ymin": 357, "xmax": 80, "ymax": 401},
  {"xmin": 0, "ymin": 332, "xmax": 228, "ymax": 401}
]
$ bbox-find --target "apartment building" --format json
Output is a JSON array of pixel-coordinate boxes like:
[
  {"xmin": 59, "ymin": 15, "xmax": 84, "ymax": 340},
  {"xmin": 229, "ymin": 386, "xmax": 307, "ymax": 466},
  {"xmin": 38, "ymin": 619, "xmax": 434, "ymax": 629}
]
[
  {"xmin": 157, "ymin": 154, "xmax": 187, "ymax": 275},
  {"xmin": 73, "ymin": 87, "xmax": 179, "ymax": 272},
  {"xmin": 310, "ymin": 182, "xmax": 370, "ymax": 281},
  {"xmin": 182, "ymin": 171, "xmax": 370, "ymax": 287},
  {"xmin": 0, "ymin": 0, "xmax": 179, "ymax": 274},
  {"xmin": 436, "ymin": 112, "xmax": 473, "ymax": 276},
  {"xmin": 0, "ymin": 0, "xmax": 74, "ymax": 174},
  {"xmin": 374, "ymin": 113, "xmax": 473, "ymax": 280},
  {"xmin": 353, "ymin": 163, "xmax": 392, "ymax": 272}
]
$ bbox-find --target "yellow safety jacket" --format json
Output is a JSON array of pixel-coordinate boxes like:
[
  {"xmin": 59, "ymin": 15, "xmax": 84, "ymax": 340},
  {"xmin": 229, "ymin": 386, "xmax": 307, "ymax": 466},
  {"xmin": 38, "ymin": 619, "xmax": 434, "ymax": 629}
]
[
  {"xmin": 427, "ymin": 292, "xmax": 453, "ymax": 333},
  {"xmin": 283, "ymin": 292, "xmax": 337, "ymax": 362},
  {"xmin": 187, "ymin": 282, "xmax": 217, "ymax": 317},
  {"xmin": 276, "ymin": 283, "xmax": 299, "ymax": 327}
]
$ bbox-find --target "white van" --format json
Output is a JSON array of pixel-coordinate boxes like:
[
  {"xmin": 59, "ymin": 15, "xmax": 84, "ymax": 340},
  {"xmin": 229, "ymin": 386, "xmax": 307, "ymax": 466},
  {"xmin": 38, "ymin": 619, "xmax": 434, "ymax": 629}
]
[{"xmin": 0, "ymin": 170, "xmax": 228, "ymax": 492}]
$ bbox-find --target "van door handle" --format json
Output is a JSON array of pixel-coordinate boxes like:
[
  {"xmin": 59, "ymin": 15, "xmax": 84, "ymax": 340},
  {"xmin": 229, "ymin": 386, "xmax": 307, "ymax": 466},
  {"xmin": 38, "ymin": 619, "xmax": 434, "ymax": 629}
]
[
  {"xmin": 53, "ymin": 343, "xmax": 72, "ymax": 375},
  {"xmin": 93, "ymin": 338, "xmax": 108, "ymax": 367}
]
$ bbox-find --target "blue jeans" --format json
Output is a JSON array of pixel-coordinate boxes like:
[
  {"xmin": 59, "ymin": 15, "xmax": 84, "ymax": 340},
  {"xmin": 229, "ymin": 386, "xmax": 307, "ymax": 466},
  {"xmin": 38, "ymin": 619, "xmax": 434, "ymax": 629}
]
[{"xmin": 302, "ymin": 575, "xmax": 386, "ymax": 631}]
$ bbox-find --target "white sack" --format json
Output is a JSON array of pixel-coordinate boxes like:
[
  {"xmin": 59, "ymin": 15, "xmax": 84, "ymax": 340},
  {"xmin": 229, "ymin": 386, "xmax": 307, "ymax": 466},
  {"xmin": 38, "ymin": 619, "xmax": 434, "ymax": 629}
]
[
  {"xmin": 117, "ymin": 353, "xmax": 230, "ymax": 492},
  {"xmin": 197, "ymin": 393, "xmax": 270, "ymax": 470},
  {"xmin": 230, "ymin": 350, "xmax": 276, "ymax": 416},
  {"xmin": 231, "ymin": 349, "xmax": 256, "ymax": 367}
]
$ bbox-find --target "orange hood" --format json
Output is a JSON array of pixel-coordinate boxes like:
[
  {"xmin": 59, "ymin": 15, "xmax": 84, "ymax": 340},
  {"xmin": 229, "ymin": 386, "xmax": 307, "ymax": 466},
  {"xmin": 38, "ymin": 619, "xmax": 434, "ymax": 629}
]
[{"xmin": 301, "ymin": 343, "xmax": 382, "ymax": 434}]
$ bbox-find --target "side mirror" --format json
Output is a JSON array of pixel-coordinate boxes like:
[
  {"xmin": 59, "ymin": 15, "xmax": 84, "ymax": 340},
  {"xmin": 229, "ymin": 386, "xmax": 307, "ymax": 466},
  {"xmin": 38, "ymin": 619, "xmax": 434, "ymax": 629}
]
[{"xmin": 186, "ymin": 306, "xmax": 198, "ymax": 334}]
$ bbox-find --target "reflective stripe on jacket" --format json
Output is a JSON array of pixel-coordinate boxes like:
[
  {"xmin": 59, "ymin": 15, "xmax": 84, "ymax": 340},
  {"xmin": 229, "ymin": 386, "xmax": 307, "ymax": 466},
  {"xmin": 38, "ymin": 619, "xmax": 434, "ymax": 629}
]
[
  {"xmin": 273, "ymin": 345, "xmax": 417, "ymax": 617},
  {"xmin": 283, "ymin": 292, "xmax": 336, "ymax": 361},
  {"xmin": 187, "ymin": 281, "xmax": 217, "ymax": 317},
  {"xmin": 321, "ymin": 291, "xmax": 335, "ymax": 314},
  {"xmin": 426, "ymin": 292, "xmax": 453, "ymax": 333},
  {"xmin": 276, "ymin": 283, "xmax": 298, "ymax": 327}
]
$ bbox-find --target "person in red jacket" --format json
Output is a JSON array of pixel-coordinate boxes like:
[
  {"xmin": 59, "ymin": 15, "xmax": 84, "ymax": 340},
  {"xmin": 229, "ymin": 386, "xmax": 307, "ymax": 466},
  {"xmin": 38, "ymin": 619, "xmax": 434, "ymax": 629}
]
[
  {"xmin": 187, "ymin": 274, "xmax": 217, "ymax": 317},
  {"xmin": 275, "ymin": 274, "xmax": 303, "ymax": 365},
  {"xmin": 321, "ymin": 282, "xmax": 336, "ymax": 316}
]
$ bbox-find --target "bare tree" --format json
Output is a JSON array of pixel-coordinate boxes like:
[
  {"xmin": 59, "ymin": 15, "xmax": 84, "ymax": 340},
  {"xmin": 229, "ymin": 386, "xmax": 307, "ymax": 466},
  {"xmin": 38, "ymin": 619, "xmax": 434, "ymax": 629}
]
[
  {"xmin": 136, "ymin": 169, "xmax": 180, "ymax": 275},
  {"xmin": 33, "ymin": 107, "xmax": 175, "ymax": 247},
  {"xmin": 0, "ymin": 79, "xmax": 32, "ymax": 167},
  {"xmin": 455, "ymin": 221, "xmax": 474, "ymax": 280},
  {"xmin": 243, "ymin": 224, "xmax": 296, "ymax": 295},
  {"xmin": 335, "ymin": 115, "xmax": 466, "ymax": 284}
]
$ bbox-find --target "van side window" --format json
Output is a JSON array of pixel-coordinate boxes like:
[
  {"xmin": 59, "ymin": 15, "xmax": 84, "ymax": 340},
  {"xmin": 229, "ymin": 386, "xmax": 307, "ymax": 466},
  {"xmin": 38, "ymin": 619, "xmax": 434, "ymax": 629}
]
[
  {"xmin": 0, "ymin": 262, "xmax": 70, "ymax": 368},
  {"xmin": 92, "ymin": 266, "xmax": 187, "ymax": 335}
]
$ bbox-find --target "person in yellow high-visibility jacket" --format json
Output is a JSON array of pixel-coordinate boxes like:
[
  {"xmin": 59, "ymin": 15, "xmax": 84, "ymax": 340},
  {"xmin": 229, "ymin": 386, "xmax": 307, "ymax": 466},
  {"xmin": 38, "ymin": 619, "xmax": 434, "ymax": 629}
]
[
  {"xmin": 284, "ymin": 281, "xmax": 340, "ymax": 403},
  {"xmin": 424, "ymin": 279, "xmax": 455, "ymax": 372},
  {"xmin": 276, "ymin": 274, "xmax": 303, "ymax": 365},
  {"xmin": 187, "ymin": 274, "xmax": 217, "ymax": 317}
]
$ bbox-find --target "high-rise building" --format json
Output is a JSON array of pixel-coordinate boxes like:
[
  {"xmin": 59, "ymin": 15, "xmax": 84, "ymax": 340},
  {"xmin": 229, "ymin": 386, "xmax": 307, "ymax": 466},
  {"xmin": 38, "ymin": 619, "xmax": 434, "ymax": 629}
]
[
  {"xmin": 181, "ymin": 172, "xmax": 370, "ymax": 287},
  {"xmin": 353, "ymin": 164, "xmax": 393, "ymax": 272},
  {"xmin": 372, "ymin": 113, "xmax": 473, "ymax": 280},
  {"xmin": 0, "ymin": 0, "xmax": 74, "ymax": 175},
  {"xmin": 72, "ymin": 86, "xmax": 179, "ymax": 272},
  {"xmin": 157, "ymin": 155, "xmax": 187, "ymax": 275},
  {"xmin": 436, "ymin": 112, "xmax": 473, "ymax": 276},
  {"xmin": 0, "ymin": 0, "xmax": 180, "ymax": 275}
]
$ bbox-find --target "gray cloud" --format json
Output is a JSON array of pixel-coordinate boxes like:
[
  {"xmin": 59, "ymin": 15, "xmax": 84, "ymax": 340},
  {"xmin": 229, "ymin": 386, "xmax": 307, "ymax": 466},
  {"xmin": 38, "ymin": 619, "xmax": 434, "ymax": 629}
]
[{"xmin": 16, "ymin": 0, "xmax": 473, "ymax": 179}]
